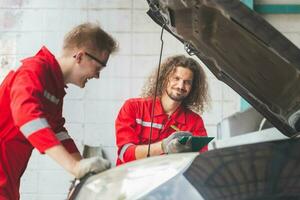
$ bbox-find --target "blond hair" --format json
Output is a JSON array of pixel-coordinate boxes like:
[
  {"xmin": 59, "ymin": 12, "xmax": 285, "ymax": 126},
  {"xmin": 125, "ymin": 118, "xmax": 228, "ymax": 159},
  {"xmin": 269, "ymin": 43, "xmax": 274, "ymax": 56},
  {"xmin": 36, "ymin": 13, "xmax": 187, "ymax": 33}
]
[{"xmin": 63, "ymin": 22, "xmax": 117, "ymax": 53}]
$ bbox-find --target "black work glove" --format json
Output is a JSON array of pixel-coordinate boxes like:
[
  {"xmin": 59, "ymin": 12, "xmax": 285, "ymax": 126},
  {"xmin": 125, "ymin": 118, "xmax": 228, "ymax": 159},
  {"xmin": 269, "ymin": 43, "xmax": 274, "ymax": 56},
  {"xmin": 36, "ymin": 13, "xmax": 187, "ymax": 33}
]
[{"xmin": 161, "ymin": 131, "xmax": 193, "ymax": 154}]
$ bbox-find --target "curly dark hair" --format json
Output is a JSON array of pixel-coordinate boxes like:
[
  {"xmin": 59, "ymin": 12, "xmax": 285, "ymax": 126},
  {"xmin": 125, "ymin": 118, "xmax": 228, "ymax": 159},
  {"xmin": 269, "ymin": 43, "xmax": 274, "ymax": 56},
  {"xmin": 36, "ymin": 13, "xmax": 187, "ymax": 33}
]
[{"xmin": 141, "ymin": 55, "xmax": 210, "ymax": 113}]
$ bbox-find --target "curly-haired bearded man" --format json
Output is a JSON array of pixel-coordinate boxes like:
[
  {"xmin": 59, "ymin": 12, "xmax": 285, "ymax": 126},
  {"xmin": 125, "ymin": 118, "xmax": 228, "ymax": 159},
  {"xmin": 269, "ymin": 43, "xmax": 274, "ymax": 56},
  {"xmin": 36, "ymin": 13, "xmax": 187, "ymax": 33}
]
[{"xmin": 115, "ymin": 55, "xmax": 210, "ymax": 165}]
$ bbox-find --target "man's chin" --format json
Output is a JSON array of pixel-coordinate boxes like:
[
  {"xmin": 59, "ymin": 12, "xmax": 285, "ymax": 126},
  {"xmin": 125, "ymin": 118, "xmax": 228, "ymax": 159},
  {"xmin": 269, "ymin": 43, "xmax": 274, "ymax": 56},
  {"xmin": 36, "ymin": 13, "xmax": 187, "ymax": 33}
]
[
  {"xmin": 169, "ymin": 95, "xmax": 186, "ymax": 102},
  {"xmin": 81, "ymin": 80, "xmax": 88, "ymax": 88},
  {"xmin": 74, "ymin": 82, "xmax": 85, "ymax": 88},
  {"xmin": 166, "ymin": 91, "xmax": 187, "ymax": 102}
]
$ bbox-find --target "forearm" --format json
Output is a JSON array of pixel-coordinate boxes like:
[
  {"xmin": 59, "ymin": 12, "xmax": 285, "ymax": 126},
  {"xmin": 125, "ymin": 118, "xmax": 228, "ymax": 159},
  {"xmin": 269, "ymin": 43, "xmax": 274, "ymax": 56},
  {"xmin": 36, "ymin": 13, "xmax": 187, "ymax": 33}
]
[
  {"xmin": 135, "ymin": 141, "xmax": 164, "ymax": 160},
  {"xmin": 45, "ymin": 144, "xmax": 79, "ymax": 176},
  {"xmin": 45, "ymin": 143, "xmax": 110, "ymax": 179}
]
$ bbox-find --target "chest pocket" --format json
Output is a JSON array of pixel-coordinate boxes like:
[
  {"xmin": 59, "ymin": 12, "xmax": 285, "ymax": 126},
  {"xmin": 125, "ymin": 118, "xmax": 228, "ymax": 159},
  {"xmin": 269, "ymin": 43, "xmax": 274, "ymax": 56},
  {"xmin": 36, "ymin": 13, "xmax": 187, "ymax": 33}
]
[{"xmin": 136, "ymin": 118, "xmax": 164, "ymax": 144}]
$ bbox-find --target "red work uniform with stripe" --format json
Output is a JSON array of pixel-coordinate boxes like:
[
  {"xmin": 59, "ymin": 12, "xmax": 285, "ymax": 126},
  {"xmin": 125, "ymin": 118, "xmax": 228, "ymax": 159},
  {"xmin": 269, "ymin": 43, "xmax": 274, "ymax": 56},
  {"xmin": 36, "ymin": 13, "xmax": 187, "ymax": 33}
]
[
  {"xmin": 0, "ymin": 46, "xmax": 79, "ymax": 200},
  {"xmin": 115, "ymin": 97, "xmax": 208, "ymax": 165}
]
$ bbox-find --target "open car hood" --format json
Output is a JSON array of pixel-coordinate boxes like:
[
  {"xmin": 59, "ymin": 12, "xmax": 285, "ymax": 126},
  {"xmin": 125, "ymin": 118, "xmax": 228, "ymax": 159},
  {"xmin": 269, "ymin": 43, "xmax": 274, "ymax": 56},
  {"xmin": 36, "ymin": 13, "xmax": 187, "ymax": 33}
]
[{"xmin": 146, "ymin": 0, "xmax": 300, "ymax": 137}]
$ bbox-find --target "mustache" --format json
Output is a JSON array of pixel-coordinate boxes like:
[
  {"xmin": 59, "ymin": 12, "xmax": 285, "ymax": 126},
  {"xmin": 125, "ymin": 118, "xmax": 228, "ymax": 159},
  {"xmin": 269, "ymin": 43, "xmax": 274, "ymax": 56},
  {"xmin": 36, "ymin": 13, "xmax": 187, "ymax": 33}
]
[{"xmin": 173, "ymin": 87, "xmax": 187, "ymax": 93}]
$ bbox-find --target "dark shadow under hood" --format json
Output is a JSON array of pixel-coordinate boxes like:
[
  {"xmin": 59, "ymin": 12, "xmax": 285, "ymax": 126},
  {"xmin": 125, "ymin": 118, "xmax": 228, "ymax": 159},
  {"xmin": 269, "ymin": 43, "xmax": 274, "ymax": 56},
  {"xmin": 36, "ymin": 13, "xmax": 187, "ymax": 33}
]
[{"xmin": 147, "ymin": 0, "xmax": 300, "ymax": 137}]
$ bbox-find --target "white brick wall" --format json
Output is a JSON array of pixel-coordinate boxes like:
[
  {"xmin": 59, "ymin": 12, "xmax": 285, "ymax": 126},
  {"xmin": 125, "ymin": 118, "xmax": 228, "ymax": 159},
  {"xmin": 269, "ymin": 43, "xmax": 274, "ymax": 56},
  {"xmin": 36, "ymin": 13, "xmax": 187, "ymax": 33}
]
[{"xmin": 0, "ymin": 0, "xmax": 298, "ymax": 199}]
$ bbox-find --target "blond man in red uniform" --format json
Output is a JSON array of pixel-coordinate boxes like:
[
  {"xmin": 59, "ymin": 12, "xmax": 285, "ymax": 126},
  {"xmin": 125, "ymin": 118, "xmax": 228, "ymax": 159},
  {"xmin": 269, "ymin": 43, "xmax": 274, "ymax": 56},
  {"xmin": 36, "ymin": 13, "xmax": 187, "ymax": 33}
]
[
  {"xmin": 0, "ymin": 23, "xmax": 117, "ymax": 200},
  {"xmin": 116, "ymin": 55, "xmax": 210, "ymax": 165}
]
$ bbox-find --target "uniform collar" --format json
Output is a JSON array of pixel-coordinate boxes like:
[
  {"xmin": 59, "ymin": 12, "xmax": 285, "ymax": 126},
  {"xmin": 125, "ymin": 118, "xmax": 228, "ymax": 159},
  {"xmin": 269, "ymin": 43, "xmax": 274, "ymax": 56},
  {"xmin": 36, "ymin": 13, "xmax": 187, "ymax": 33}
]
[
  {"xmin": 36, "ymin": 46, "xmax": 67, "ymax": 94},
  {"xmin": 154, "ymin": 98, "xmax": 186, "ymax": 124},
  {"xmin": 169, "ymin": 105, "xmax": 186, "ymax": 125},
  {"xmin": 153, "ymin": 98, "xmax": 165, "ymax": 116}
]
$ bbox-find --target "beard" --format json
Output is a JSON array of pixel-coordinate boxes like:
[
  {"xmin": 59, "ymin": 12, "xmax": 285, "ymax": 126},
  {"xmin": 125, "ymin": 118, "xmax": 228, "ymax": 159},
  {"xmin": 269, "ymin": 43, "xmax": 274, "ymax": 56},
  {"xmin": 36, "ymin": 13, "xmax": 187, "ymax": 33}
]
[{"xmin": 166, "ymin": 88, "xmax": 188, "ymax": 102}]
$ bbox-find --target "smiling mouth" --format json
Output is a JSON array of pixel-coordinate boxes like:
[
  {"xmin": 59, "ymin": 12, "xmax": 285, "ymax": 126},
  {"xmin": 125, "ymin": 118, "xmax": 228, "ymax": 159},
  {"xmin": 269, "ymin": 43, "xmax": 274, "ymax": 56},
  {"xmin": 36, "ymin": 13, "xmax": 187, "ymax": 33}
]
[{"xmin": 174, "ymin": 88, "xmax": 186, "ymax": 94}]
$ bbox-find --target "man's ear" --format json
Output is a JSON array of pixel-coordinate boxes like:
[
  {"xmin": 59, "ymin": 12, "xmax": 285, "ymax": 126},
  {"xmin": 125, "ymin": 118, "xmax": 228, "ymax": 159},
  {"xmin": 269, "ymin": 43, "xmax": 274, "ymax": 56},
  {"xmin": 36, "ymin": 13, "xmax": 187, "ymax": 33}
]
[{"xmin": 74, "ymin": 51, "xmax": 84, "ymax": 63}]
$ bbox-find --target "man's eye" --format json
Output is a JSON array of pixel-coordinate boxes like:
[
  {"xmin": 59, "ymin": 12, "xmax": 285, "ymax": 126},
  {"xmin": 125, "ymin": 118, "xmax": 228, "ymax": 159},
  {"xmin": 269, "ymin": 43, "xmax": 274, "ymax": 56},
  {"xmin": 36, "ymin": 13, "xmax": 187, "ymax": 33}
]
[{"xmin": 185, "ymin": 80, "xmax": 192, "ymax": 85}]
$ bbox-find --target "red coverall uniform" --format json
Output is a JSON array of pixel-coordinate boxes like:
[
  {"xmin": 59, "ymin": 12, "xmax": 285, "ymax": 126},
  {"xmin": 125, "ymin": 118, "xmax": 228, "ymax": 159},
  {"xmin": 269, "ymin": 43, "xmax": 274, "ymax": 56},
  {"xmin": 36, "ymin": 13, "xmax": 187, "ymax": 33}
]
[
  {"xmin": 115, "ymin": 97, "xmax": 208, "ymax": 165},
  {"xmin": 0, "ymin": 46, "xmax": 79, "ymax": 200}
]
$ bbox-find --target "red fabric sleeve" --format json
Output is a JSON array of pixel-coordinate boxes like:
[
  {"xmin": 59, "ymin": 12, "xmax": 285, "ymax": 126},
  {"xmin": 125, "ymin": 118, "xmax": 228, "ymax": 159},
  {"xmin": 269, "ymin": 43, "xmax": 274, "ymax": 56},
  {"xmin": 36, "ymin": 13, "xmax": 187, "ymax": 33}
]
[
  {"xmin": 122, "ymin": 145, "xmax": 137, "ymax": 162},
  {"xmin": 27, "ymin": 128, "xmax": 61, "ymax": 153},
  {"xmin": 115, "ymin": 100, "xmax": 140, "ymax": 163},
  {"xmin": 10, "ymin": 70, "xmax": 61, "ymax": 153},
  {"xmin": 55, "ymin": 120, "xmax": 79, "ymax": 154}
]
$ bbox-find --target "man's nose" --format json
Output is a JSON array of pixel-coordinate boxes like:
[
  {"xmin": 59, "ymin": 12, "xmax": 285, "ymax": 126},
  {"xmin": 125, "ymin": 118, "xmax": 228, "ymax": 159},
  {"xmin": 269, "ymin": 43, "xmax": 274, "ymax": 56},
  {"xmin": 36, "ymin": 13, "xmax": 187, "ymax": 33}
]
[{"xmin": 177, "ymin": 80, "xmax": 184, "ymax": 89}]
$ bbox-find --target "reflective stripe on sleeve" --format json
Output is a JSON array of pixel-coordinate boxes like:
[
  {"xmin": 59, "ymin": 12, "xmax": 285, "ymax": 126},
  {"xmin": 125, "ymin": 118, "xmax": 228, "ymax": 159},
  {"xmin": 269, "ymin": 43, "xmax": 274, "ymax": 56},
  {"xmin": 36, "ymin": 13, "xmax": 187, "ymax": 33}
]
[
  {"xmin": 119, "ymin": 143, "xmax": 134, "ymax": 162},
  {"xmin": 136, "ymin": 118, "xmax": 163, "ymax": 129},
  {"xmin": 56, "ymin": 131, "xmax": 71, "ymax": 141},
  {"xmin": 20, "ymin": 118, "xmax": 50, "ymax": 137},
  {"xmin": 44, "ymin": 90, "xmax": 59, "ymax": 105}
]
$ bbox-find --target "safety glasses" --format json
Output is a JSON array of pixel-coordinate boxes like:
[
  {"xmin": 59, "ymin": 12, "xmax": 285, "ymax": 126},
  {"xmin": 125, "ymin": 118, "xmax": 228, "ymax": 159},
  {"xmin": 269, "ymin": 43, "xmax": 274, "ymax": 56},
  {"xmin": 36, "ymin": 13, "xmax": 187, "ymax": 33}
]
[{"xmin": 85, "ymin": 52, "xmax": 107, "ymax": 67}]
